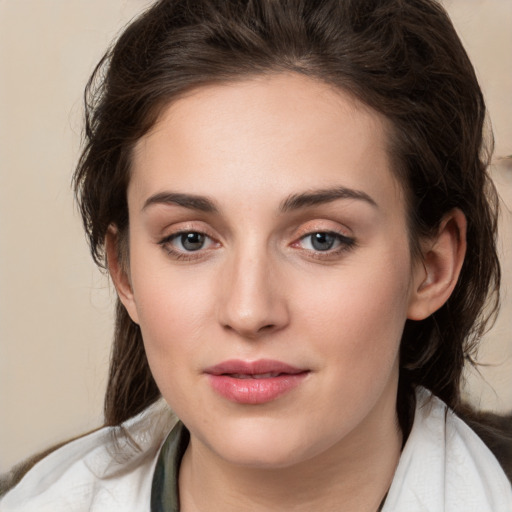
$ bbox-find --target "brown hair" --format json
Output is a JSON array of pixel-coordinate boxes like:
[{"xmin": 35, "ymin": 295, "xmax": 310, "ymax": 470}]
[{"xmin": 73, "ymin": 0, "xmax": 500, "ymax": 431}]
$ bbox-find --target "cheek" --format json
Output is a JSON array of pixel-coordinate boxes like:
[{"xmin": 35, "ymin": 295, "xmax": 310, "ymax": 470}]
[
  {"xmin": 135, "ymin": 277, "xmax": 211, "ymax": 346},
  {"xmin": 129, "ymin": 261, "xmax": 216, "ymax": 387},
  {"xmin": 295, "ymin": 253, "xmax": 412, "ymax": 369}
]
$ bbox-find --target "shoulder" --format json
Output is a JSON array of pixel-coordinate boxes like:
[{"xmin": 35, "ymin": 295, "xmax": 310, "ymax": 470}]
[
  {"xmin": 383, "ymin": 387, "xmax": 512, "ymax": 512},
  {"xmin": 0, "ymin": 400, "xmax": 177, "ymax": 512}
]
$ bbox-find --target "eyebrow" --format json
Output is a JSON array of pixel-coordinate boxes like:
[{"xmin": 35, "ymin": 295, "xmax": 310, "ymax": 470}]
[
  {"xmin": 142, "ymin": 192, "xmax": 218, "ymax": 213},
  {"xmin": 142, "ymin": 186, "xmax": 377, "ymax": 214},
  {"xmin": 279, "ymin": 187, "xmax": 378, "ymax": 212}
]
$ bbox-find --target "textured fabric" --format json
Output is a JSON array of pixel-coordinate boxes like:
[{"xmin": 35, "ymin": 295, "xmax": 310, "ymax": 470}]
[
  {"xmin": 1, "ymin": 388, "xmax": 511, "ymax": 511},
  {"xmin": 0, "ymin": 400, "xmax": 177, "ymax": 512},
  {"xmin": 382, "ymin": 388, "xmax": 512, "ymax": 511}
]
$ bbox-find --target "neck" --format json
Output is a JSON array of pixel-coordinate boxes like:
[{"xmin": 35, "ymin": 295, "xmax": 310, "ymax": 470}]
[{"xmin": 179, "ymin": 394, "xmax": 402, "ymax": 512}]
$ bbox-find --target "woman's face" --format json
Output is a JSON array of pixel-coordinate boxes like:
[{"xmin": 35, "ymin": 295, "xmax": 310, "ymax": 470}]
[{"xmin": 120, "ymin": 73, "xmax": 424, "ymax": 468}]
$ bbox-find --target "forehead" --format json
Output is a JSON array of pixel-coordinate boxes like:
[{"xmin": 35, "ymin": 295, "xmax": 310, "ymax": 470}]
[{"xmin": 130, "ymin": 73, "xmax": 405, "ymax": 213}]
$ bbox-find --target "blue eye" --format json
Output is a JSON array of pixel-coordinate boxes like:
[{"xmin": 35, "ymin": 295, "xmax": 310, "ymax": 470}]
[
  {"xmin": 160, "ymin": 231, "xmax": 216, "ymax": 255},
  {"xmin": 158, "ymin": 230, "xmax": 219, "ymax": 261},
  {"xmin": 299, "ymin": 232, "xmax": 354, "ymax": 252},
  {"xmin": 176, "ymin": 232, "xmax": 206, "ymax": 251},
  {"xmin": 309, "ymin": 232, "xmax": 337, "ymax": 251}
]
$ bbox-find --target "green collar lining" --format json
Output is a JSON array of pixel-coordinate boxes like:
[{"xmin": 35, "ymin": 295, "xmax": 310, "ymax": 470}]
[{"xmin": 151, "ymin": 421, "xmax": 189, "ymax": 512}]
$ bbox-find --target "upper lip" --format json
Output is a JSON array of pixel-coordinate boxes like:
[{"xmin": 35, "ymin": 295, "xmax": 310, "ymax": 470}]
[{"xmin": 204, "ymin": 359, "xmax": 306, "ymax": 376}]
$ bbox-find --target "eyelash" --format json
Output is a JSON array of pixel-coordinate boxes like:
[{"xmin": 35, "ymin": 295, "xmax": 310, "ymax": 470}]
[
  {"xmin": 158, "ymin": 230, "xmax": 356, "ymax": 262},
  {"xmin": 158, "ymin": 231, "xmax": 218, "ymax": 261},
  {"xmin": 293, "ymin": 231, "xmax": 356, "ymax": 260}
]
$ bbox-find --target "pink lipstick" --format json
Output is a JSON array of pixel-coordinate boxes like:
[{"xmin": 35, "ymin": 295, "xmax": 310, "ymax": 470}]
[{"xmin": 204, "ymin": 359, "xmax": 309, "ymax": 404}]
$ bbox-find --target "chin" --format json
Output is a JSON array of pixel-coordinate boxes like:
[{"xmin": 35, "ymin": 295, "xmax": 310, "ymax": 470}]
[
  {"xmin": 198, "ymin": 415, "xmax": 328, "ymax": 470},
  {"xmin": 218, "ymin": 440, "xmax": 310, "ymax": 469}
]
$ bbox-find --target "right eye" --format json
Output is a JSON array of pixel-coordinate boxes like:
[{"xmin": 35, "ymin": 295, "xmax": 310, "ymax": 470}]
[
  {"xmin": 172, "ymin": 232, "xmax": 208, "ymax": 251},
  {"xmin": 159, "ymin": 231, "xmax": 219, "ymax": 260}
]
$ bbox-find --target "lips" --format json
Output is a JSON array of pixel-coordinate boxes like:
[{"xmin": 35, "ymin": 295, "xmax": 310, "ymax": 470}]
[
  {"xmin": 204, "ymin": 359, "xmax": 309, "ymax": 404},
  {"xmin": 228, "ymin": 372, "xmax": 283, "ymax": 379}
]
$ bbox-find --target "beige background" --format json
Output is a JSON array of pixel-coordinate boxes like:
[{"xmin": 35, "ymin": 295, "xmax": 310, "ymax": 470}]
[{"xmin": 0, "ymin": 0, "xmax": 511, "ymax": 473}]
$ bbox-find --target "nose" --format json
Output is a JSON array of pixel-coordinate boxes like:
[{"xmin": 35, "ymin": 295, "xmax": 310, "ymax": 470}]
[{"xmin": 217, "ymin": 249, "xmax": 290, "ymax": 339}]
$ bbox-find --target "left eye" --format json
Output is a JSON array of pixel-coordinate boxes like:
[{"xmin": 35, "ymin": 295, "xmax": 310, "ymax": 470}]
[{"xmin": 299, "ymin": 232, "xmax": 352, "ymax": 252}]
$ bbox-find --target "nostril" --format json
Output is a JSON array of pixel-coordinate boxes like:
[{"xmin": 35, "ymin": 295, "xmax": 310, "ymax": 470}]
[{"xmin": 221, "ymin": 321, "xmax": 277, "ymax": 338}]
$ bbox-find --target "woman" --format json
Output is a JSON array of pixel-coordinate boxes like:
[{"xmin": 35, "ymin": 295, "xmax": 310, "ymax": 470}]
[{"xmin": 1, "ymin": 0, "xmax": 511, "ymax": 510}]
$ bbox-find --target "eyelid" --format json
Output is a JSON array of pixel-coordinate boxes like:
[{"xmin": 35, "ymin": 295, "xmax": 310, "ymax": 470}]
[
  {"xmin": 164, "ymin": 231, "xmax": 217, "ymax": 250},
  {"xmin": 157, "ymin": 222, "xmax": 221, "ymax": 261},
  {"xmin": 288, "ymin": 220, "xmax": 357, "ymax": 259},
  {"xmin": 291, "ymin": 219, "xmax": 353, "ymax": 240},
  {"xmin": 156, "ymin": 219, "xmax": 220, "ymax": 242},
  {"xmin": 289, "ymin": 233, "xmax": 356, "ymax": 263}
]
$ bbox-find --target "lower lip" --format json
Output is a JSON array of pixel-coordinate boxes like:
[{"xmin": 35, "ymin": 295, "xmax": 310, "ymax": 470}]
[{"xmin": 207, "ymin": 373, "xmax": 308, "ymax": 404}]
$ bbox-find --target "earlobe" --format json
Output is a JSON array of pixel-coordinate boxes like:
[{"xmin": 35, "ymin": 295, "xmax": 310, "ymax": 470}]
[
  {"xmin": 407, "ymin": 209, "xmax": 467, "ymax": 320},
  {"xmin": 105, "ymin": 226, "xmax": 140, "ymax": 324}
]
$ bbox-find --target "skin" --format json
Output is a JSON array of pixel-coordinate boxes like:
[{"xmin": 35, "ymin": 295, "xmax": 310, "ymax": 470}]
[{"xmin": 108, "ymin": 73, "xmax": 466, "ymax": 511}]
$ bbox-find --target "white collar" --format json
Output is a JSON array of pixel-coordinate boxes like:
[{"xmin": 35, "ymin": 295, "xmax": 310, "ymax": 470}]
[
  {"xmin": 383, "ymin": 387, "xmax": 512, "ymax": 511},
  {"xmin": 2, "ymin": 389, "xmax": 511, "ymax": 511}
]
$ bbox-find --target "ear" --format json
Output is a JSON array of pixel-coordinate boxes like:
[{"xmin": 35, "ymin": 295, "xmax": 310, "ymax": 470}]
[
  {"xmin": 105, "ymin": 225, "xmax": 140, "ymax": 325},
  {"xmin": 407, "ymin": 209, "xmax": 467, "ymax": 320}
]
